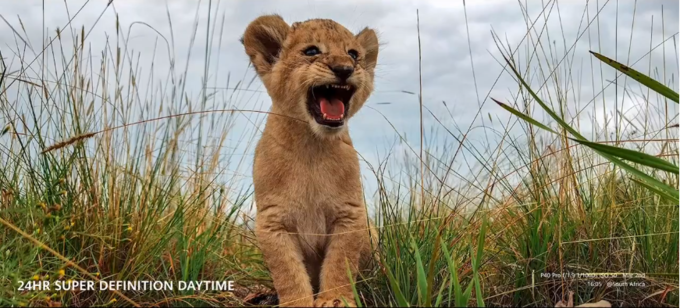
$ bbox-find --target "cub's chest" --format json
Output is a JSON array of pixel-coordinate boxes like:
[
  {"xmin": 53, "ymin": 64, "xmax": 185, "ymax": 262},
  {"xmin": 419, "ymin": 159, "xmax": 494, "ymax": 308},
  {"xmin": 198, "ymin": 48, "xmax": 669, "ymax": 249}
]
[
  {"xmin": 253, "ymin": 136, "xmax": 363, "ymax": 205},
  {"xmin": 261, "ymin": 141, "xmax": 356, "ymax": 178},
  {"xmin": 288, "ymin": 151, "xmax": 358, "ymax": 196}
]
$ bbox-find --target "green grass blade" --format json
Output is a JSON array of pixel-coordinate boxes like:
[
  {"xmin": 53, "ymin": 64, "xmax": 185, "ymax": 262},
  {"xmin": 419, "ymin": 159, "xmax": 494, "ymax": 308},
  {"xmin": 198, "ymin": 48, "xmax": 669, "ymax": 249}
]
[
  {"xmin": 473, "ymin": 270, "xmax": 484, "ymax": 308},
  {"xmin": 447, "ymin": 265, "xmax": 453, "ymax": 307},
  {"xmin": 473, "ymin": 219, "xmax": 487, "ymax": 307},
  {"xmin": 346, "ymin": 260, "xmax": 363, "ymax": 308},
  {"xmin": 630, "ymin": 177, "xmax": 680, "ymax": 203},
  {"xmin": 474, "ymin": 219, "xmax": 487, "ymax": 271},
  {"xmin": 503, "ymin": 56, "xmax": 679, "ymax": 203},
  {"xmin": 426, "ymin": 232, "xmax": 443, "ymax": 308},
  {"xmin": 502, "ymin": 55, "xmax": 586, "ymax": 140},
  {"xmin": 590, "ymin": 51, "xmax": 679, "ymax": 103},
  {"xmin": 606, "ymin": 155, "xmax": 679, "ymax": 202},
  {"xmin": 492, "ymin": 98, "xmax": 557, "ymax": 134},
  {"xmin": 441, "ymin": 239, "xmax": 465, "ymax": 307},
  {"xmin": 463, "ymin": 281, "xmax": 474, "ymax": 307},
  {"xmin": 434, "ymin": 276, "xmax": 449, "ymax": 307},
  {"xmin": 410, "ymin": 238, "xmax": 430, "ymax": 306},
  {"xmin": 383, "ymin": 258, "xmax": 410, "ymax": 307},
  {"xmin": 570, "ymin": 138, "xmax": 679, "ymax": 174},
  {"xmin": 1, "ymin": 124, "xmax": 10, "ymax": 136}
]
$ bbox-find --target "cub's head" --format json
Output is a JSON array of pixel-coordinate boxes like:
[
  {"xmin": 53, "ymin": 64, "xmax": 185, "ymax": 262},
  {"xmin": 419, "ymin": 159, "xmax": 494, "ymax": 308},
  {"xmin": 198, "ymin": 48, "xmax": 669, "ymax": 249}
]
[{"xmin": 242, "ymin": 15, "xmax": 379, "ymax": 136}]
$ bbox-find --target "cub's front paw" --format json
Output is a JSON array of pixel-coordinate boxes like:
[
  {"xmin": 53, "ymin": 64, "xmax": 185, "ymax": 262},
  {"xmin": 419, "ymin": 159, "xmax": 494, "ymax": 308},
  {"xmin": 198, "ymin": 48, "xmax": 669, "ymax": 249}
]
[{"xmin": 313, "ymin": 296, "xmax": 355, "ymax": 307}]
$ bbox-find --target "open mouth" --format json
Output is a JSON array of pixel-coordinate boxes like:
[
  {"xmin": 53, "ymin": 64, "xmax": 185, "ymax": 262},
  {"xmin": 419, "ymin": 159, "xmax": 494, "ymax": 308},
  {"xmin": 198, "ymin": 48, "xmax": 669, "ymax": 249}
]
[{"xmin": 307, "ymin": 83, "xmax": 356, "ymax": 128}]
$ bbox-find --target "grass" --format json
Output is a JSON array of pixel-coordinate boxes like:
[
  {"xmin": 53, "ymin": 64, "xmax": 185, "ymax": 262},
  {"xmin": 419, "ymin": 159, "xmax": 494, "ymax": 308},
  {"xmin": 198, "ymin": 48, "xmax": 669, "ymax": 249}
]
[{"xmin": 1, "ymin": 0, "xmax": 678, "ymax": 307}]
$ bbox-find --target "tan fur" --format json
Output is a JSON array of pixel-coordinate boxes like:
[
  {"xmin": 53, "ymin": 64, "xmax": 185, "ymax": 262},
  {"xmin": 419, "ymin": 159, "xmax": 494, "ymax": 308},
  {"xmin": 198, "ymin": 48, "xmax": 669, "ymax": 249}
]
[{"xmin": 242, "ymin": 15, "xmax": 379, "ymax": 307}]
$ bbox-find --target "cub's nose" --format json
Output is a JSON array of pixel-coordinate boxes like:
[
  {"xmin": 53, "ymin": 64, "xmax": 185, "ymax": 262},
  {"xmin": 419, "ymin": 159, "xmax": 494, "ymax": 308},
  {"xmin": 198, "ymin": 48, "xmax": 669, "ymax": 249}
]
[{"xmin": 330, "ymin": 65, "xmax": 354, "ymax": 81}]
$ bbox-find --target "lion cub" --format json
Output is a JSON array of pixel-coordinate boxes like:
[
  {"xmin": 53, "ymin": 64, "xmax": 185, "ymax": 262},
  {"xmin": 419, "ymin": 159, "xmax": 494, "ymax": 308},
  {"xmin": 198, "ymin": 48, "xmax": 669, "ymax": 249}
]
[{"xmin": 242, "ymin": 15, "xmax": 379, "ymax": 307}]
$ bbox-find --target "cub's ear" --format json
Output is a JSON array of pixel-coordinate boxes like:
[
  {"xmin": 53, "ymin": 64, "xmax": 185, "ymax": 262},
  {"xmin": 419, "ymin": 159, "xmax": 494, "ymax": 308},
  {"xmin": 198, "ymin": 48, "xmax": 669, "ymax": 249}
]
[
  {"xmin": 242, "ymin": 15, "xmax": 290, "ymax": 76},
  {"xmin": 356, "ymin": 27, "xmax": 379, "ymax": 71}
]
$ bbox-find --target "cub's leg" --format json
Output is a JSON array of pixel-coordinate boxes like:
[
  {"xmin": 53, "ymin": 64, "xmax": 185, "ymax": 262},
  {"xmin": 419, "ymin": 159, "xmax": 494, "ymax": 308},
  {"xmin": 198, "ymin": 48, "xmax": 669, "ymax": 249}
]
[
  {"xmin": 314, "ymin": 211, "xmax": 367, "ymax": 307},
  {"xmin": 256, "ymin": 212, "xmax": 314, "ymax": 307}
]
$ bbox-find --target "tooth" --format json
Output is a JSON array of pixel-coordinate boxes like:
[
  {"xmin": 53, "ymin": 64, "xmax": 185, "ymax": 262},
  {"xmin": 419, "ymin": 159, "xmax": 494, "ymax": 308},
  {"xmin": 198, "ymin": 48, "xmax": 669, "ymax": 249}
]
[{"xmin": 323, "ymin": 113, "xmax": 327, "ymax": 120}]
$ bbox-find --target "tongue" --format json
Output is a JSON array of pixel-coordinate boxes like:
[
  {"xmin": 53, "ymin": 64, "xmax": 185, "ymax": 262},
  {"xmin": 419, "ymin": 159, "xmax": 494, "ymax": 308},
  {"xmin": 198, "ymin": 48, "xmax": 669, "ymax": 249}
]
[{"xmin": 319, "ymin": 97, "xmax": 345, "ymax": 119}]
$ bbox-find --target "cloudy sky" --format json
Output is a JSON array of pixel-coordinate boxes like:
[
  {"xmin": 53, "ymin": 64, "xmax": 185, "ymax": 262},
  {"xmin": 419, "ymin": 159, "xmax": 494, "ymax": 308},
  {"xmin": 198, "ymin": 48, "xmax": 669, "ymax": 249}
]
[{"xmin": 1, "ymin": 0, "xmax": 678, "ymax": 204}]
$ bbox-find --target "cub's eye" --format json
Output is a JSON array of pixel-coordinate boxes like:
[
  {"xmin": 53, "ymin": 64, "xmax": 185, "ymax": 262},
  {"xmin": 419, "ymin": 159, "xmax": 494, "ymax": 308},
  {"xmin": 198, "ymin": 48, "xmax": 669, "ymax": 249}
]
[
  {"xmin": 348, "ymin": 49, "xmax": 359, "ymax": 60},
  {"xmin": 304, "ymin": 46, "xmax": 321, "ymax": 56}
]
